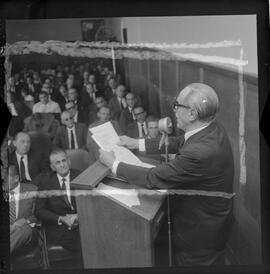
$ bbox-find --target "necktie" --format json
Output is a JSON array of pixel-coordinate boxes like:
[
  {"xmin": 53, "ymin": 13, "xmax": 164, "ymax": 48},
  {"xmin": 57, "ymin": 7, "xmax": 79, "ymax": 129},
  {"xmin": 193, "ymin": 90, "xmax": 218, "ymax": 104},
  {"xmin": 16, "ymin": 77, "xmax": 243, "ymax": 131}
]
[
  {"xmin": 140, "ymin": 123, "xmax": 145, "ymax": 138},
  {"xmin": 20, "ymin": 156, "xmax": 26, "ymax": 182},
  {"xmin": 119, "ymin": 98, "xmax": 123, "ymax": 109},
  {"xmin": 61, "ymin": 178, "xmax": 71, "ymax": 208},
  {"xmin": 70, "ymin": 129, "xmax": 75, "ymax": 149},
  {"xmin": 9, "ymin": 191, "xmax": 16, "ymax": 225}
]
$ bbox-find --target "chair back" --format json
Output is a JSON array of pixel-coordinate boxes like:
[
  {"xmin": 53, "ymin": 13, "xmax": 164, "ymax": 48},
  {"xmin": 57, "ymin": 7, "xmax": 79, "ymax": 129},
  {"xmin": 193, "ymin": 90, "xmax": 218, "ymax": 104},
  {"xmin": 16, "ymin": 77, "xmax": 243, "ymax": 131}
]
[{"xmin": 66, "ymin": 149, "xmax": 90, "ymax": 172}]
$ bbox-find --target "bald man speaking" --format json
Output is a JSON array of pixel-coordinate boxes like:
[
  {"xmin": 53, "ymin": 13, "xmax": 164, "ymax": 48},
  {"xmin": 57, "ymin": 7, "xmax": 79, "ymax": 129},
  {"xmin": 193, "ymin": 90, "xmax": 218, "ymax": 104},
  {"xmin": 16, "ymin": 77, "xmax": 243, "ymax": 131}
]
[{"xmin": 99, "ymin": 83, "xmax": 235, "ymax": 266}]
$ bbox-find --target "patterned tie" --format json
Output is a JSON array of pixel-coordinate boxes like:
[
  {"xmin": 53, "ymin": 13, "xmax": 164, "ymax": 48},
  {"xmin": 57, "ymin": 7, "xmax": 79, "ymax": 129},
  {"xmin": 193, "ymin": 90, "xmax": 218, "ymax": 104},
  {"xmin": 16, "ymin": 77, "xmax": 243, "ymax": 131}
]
[
  {"xmin": 9, "ymin": 191, "xmax": 16, "ymax": 225},
  {"xmin": 70, "ymin": 129, "xmax": 75, "ymax": 149},
  {"xmin": 20, "ymin": 156, "xmax": 26, "ymax": 182}
]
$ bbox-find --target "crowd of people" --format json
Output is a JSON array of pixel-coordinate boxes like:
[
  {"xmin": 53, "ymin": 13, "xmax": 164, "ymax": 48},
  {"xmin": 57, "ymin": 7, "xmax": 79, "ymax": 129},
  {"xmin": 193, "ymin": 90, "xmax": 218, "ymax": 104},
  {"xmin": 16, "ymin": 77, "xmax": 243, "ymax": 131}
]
[
  {"xmin": 5, "ymin": 59, "xmax": 235, "ymax": 269},
  {"xmin": 5, "ymin": 59, "xmax": 163, "ymax": 267}
]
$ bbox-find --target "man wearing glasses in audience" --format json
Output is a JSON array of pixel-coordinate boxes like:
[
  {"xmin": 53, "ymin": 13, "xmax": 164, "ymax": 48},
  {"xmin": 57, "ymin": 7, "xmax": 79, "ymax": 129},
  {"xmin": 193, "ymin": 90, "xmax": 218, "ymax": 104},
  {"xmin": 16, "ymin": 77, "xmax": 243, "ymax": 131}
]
[
  {"xmin": 99, "ymin": 83, "xmax": 234, "ymax": 266},
  {"xmin": 53, "ymin": 111, "xmax": 88, "ymax": 150},
  {"xmin": 126, "ymin": 106, "xmax": 148, "ymax": 139},
  {"xmin": 65, "ymin": 101, "xmax": 88, "ymax": 125}
]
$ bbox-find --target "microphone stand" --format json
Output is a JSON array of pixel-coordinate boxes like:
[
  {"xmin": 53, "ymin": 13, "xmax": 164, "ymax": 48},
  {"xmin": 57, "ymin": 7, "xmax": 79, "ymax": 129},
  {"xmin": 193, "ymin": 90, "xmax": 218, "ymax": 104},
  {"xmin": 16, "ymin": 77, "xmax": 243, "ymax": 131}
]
[
  {"xmin": 159, "ymin": 133, "xmax": 172, "ymax": 267},
  {"xmin": 165, "ymin": 134, "xmax": 172, "ymax": 267}
]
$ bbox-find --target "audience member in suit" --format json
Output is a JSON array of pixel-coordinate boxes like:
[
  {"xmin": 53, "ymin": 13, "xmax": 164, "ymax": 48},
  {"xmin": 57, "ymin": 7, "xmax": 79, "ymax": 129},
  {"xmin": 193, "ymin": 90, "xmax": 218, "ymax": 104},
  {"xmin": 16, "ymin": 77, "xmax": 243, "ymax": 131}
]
[
  {"xmin": 7, "ymin": 165, "xmax": 38, "ymax": 254},
  {"xmin": 87, "ymin": 106, "xmax": 121, "ymax": 163},
  {"xmin": 68, "ymin": 88, "xmax": 89, "ymax": 121},
  {"xmin": 53, "ymin": 111, "xmax": 88, "ymax": 150},
  {"xmin": 103, "ymin": 77, "xmax": 117, "ymax": 101},
  {"xmin": 126, "ymin": 106, "xmax": 148, "ymax": 138},
  {"xmin": 65, "ymin": 101, "xmax": 88, "ymax": 125},
  {"xmin": 99, "ymin": 83, "xmax": 234, "ymax": 266},
  {"xmin": 35, "ymin": 149, "xmax": 82, "ymax": 264},
  {"xmin": 119, "ymin": 92, "xmax": 136, "ymax": 134},
  {"xmin": 88, "ymin": 96, "xmax": 107, "ymax": 125},
  {"xmin": 32, "ymin": 91, "xmax": 61, "ymax": 114},
  {"xmin": 145, "ymin": 116, "xmax": 161, "ymax": 139},
  {"xmin": 108, "ymin": 84, "xmax": 127, "ymax": 121},
  {"xmin": 8, "ymin": 132, "xmax": 50, "ymax": 185},
  {"xmin": 6, "ymin": 91, "xmax": 32, "ymax": 120},
  {"xmin": 88, "ymin": 73, "xmax": 103, "ymax": 97},
  {"xmin": 52, "ymin": 85, "xmax": 69, "ymax": 111}
]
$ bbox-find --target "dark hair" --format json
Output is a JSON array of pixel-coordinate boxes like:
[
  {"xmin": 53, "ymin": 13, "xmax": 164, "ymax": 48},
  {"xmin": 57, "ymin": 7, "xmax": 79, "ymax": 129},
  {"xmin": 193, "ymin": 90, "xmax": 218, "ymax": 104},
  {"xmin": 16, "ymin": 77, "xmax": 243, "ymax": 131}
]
[
  {"xmin": 146, "ymin": 115, "xmax": 159, "ymax": 126},
  {"xmin": 39, "ymin": 91, "xmax": 48, "ymax": 97}
]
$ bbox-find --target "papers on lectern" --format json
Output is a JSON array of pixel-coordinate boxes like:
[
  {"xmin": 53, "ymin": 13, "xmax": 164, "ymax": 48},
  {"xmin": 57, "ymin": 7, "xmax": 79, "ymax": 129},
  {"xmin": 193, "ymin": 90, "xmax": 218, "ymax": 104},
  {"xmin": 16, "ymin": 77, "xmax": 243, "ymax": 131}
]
[{"xmin": 89, "ymin": 121, "xmax": 155, "ymax": 169}]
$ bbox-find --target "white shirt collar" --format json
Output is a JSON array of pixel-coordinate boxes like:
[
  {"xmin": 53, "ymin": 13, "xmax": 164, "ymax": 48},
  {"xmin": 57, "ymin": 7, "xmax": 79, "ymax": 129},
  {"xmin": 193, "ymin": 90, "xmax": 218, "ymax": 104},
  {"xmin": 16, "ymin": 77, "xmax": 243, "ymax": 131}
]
[
  {"xmin": 16, "ymin": 151, "xmax": 27, "ymax": 159},
  {"xmin": 57, "ymin": 172, "xmax": 70, "ymax": 187},
  {"xmin": 67, "ymin": 125, "xmax": 75, "ymax": 131},
  {"xmin": 184, "ymin": 122, "xmax": 211, "ymax": 142}
]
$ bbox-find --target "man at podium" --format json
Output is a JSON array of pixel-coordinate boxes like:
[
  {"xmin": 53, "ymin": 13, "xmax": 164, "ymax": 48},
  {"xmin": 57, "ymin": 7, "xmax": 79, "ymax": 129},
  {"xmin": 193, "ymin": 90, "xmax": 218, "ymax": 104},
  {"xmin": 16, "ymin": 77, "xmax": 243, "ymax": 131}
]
[{"xmin": 99, "ymin": 83, "xmax": 235, "ymax": 266}]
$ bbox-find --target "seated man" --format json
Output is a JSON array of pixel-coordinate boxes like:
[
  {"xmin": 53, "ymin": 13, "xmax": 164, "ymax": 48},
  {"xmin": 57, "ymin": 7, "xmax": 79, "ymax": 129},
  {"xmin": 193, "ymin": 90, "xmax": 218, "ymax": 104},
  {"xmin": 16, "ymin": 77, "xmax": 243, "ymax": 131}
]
[
  {"xmin": 65, "ymin": 101, "xmax": 88, "ymax": 125},
  {"xmin": 8, "ymin": 132, "xmax": 50, "ymax": 185},
  {"xmin": 145, "ymin": 115, "xmax": 160, "ymax": 139},
  {"xmin": 53, "ymin": 111, "xmax": 88, "ymax": 150},
  {"xmin": 88, "ymin": 96, "xmax": 107, "ymax": 125},
  {"xmin": 7, "ymin": 165, "xmax": 38, "ymax": 254},
  {"xmin": 126, "ymin": 106, "xmax": 148, "ymax": 138},
  {"xmin": 35, "ymin": 149, "xmax": 82, "ymax": 261},
  {"xmin": 108, "ymin": 84, "xmax": 127, "ymax": 121},
  {"xmin": 32, "ymin": 91, "xmax": 61, "ymax": 114},
  {"xmin": 119, "ymin": 92, "xmax": 136, "ymax": 134},
  {"xmin": 87, "ymin": 106, "xmax": 121, "ymax": 164}
]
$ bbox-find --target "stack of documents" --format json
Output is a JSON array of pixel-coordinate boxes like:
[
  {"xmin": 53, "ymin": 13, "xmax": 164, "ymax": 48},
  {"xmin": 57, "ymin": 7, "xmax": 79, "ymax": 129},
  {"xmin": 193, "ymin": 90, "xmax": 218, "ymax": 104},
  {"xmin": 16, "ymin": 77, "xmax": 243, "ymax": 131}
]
[{"xmin": 89, "ymin": 121, "xmax": 155, "ymax": 169}]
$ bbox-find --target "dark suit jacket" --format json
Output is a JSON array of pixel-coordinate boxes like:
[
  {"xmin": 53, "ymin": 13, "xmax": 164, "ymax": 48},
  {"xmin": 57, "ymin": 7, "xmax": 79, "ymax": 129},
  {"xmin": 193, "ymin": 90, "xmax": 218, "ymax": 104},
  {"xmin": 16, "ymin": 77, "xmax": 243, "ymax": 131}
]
[
  {"xmin": 126, "ymin": 121, "xmax": 140, "ymax": 138},
  {"xmin": 53, "ymin": 123, "xmax": 88, "ymax": 150},
  {"xmin": 116, "ymin": 121, "xmax": 234, "ymax": 251},
  {"xmin": 103, "ymin": 87, "xmax": 115, "ymax": 101},
  {"xmin": 108, "ymin": 96, "xmax": 125, "ymax": 121},
  {"xmin": 35, "ymin": 169, "xmax": 80, "ymax": 244},
  {"xmin": 119, "ymin": 108, "xmax": 135, "ymax": 134},
  {"xmin": 8, "ymin": 149, "xmax": 50, "ymax": 184},
  {"xmin": 17, "ymin": 183, "xmax": 38, "ymax": 224}
]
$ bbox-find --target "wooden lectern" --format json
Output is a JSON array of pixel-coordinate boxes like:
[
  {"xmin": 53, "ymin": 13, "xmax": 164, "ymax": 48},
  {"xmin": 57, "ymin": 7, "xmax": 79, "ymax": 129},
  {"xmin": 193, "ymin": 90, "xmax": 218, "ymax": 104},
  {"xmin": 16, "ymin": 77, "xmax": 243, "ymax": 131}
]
[{"xmin": 71, "ymin": 160, "xmax": 166, "ymax": 269}]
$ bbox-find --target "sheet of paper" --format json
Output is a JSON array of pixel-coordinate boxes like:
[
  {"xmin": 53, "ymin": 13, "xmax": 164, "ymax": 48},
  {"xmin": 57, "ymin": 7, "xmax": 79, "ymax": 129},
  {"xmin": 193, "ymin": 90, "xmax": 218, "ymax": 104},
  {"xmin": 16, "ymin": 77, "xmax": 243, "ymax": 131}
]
[
  {"xmin": 97, "ymin": 183, "xmax": 140, "ymax": 207},
  {"xmin": 89, "ymin": 121, "xmax": 120, "ymax": 151},
  {"xmin": 90, "ymin": 121, "xmax": 156, "ymax": 169}
]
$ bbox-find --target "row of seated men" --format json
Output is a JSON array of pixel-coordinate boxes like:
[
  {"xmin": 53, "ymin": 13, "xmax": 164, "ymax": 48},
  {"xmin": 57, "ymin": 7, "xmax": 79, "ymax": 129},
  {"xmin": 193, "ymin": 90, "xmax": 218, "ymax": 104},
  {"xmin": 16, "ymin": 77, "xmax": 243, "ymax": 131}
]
[
  {"xmin": 6, "ymin": 62, "xmax": 171, "ymax": 268},
  {"xmin": 6, "ymin": 148, "xmax": 82, "ymax": 268}
]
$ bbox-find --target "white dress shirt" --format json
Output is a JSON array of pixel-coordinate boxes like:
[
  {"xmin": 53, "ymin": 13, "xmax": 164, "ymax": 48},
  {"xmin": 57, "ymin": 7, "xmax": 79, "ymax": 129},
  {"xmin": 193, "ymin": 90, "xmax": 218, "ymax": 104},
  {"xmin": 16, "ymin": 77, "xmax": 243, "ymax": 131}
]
[
  {"xmin": 32, "ymin": 100, "xmax": 61, "ymax": 113},
  {"xmin": 137, "ymin": 122, "xmax": 148, "ymax": 138},
  {"xmin": 67, "ymin": 126, "xmax": 78, "ymax": 149},
  {"xmin": 15, "ymin": 152, "xmax": 32, "ymax": 181}
]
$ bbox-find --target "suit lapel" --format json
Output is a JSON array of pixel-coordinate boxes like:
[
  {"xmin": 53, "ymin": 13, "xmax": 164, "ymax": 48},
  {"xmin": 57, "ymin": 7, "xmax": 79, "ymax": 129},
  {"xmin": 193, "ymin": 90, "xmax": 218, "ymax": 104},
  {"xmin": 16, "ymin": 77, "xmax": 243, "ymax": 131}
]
[{"xmin": 64, "ymin": 127, "xmax": 69, "ymax": 149}]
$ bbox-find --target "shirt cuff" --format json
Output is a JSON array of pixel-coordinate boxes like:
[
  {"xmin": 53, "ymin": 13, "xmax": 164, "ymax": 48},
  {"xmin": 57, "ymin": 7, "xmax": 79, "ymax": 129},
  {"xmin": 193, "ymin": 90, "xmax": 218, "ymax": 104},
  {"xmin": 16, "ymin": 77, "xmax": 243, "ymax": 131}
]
[
  {"xmin": 138, "ymin": 139, "xmax": 146, "ymax": 152},
  {"xmin": 112, "ymin": 160, "xmax": 120, "ymax": 175},
  {"xmin": 57, "ymin": 216, "xmax": 63, "ymax": 225}
]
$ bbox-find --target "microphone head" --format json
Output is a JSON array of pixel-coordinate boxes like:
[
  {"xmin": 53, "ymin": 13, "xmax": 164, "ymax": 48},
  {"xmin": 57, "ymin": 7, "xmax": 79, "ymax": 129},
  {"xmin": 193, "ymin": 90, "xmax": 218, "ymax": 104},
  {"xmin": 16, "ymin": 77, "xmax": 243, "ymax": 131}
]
[{"xmin": 158, "ymin": 117, "xmax": 173, "ymax": 134}]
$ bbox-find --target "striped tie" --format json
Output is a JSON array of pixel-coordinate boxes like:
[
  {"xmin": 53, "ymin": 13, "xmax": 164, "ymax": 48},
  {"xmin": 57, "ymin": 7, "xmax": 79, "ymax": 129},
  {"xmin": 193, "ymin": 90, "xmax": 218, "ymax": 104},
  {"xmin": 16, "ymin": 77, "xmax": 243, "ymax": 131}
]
[{"xmin": 9, "ymin": 191, "xmax": 16, "ymax": 225}]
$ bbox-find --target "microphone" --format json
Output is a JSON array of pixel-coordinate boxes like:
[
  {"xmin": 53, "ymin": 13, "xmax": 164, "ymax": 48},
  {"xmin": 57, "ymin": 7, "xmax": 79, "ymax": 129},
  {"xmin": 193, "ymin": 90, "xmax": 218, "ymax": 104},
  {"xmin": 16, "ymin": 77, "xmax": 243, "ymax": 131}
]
[{"xmin": 158, "ymin": 117, "xmax": 173, "ymax": 150}]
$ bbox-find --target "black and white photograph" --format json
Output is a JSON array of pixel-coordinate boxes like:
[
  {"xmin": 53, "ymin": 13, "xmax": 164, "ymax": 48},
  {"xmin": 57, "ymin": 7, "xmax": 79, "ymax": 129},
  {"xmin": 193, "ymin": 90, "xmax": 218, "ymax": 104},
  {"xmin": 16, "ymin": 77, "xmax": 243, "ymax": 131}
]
[{"xmin": 0, "ymin": 0, "xmax": 269, "ymax": 273}]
